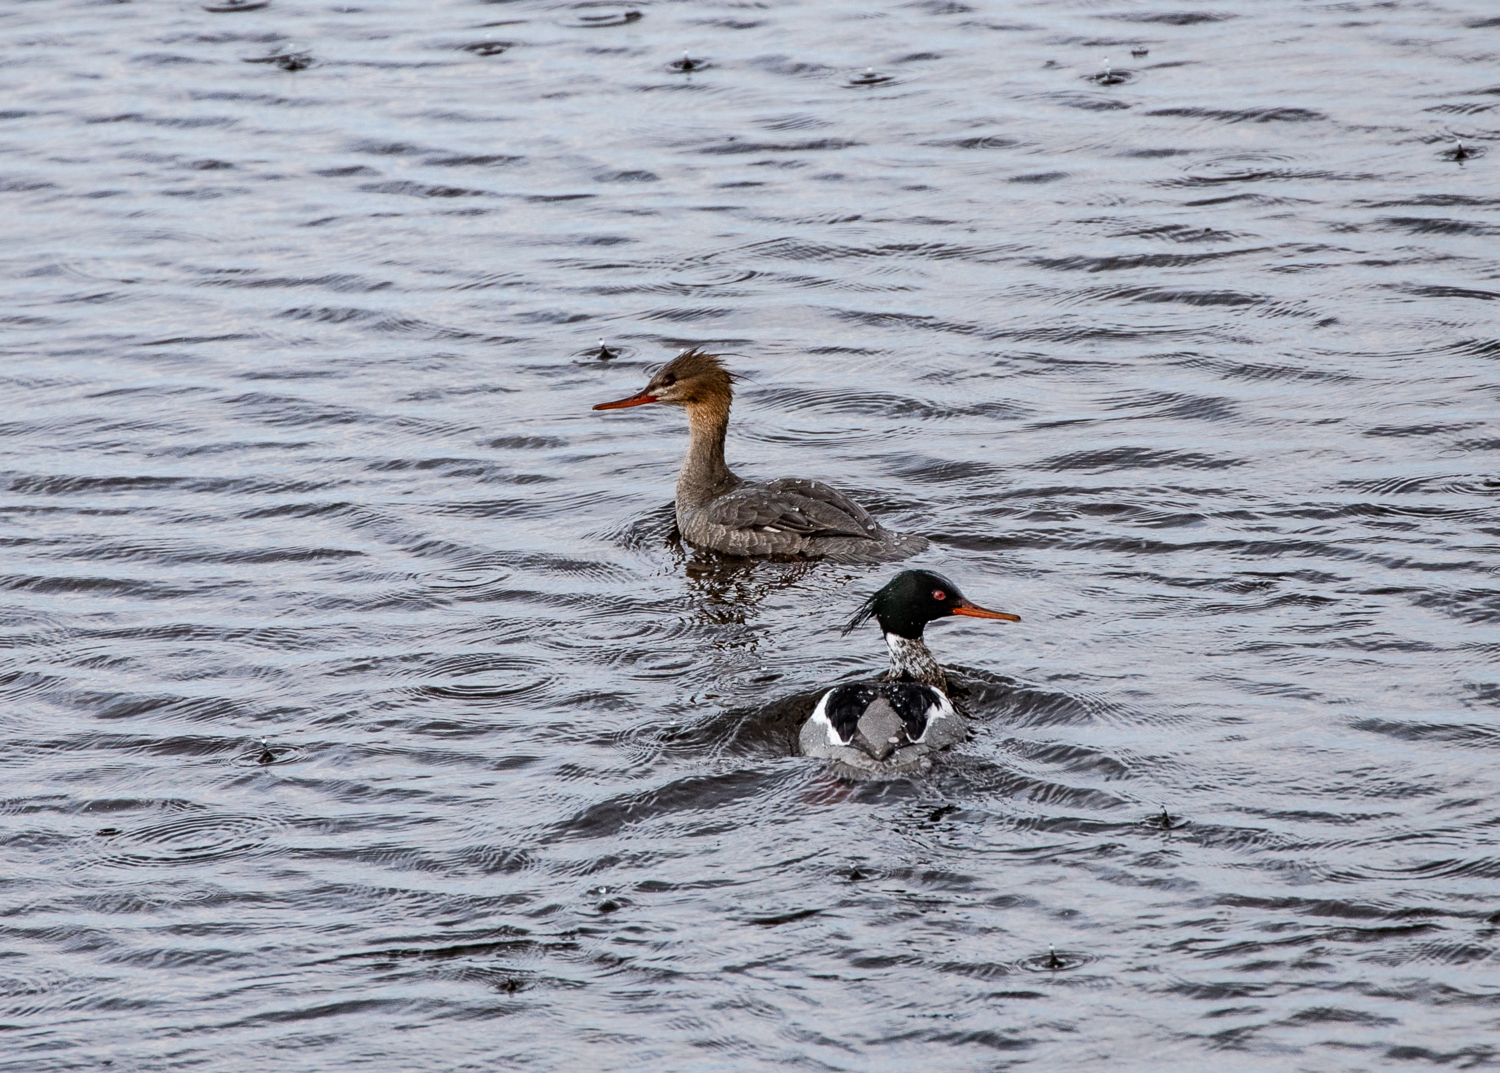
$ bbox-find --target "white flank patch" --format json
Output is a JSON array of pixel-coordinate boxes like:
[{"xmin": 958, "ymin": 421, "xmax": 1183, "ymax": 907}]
[{"xmin": 808, "ymin": 691, "xmax": 844, "ymax": 745}]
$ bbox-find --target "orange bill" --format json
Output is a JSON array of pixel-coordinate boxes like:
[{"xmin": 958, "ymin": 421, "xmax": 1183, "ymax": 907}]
[
  {"xmin": 951, "ymin": 601, "xmax": 1021, "ymax": 622},
  {"xmin": 593, "ymin": 391, "xmax": 658, "ymax": 410}
]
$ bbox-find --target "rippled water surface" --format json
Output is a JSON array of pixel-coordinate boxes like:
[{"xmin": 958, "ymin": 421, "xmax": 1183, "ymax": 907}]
[{"xmin": 4, "ymin": 0, "xmax": 1499, "ymax": 1068}]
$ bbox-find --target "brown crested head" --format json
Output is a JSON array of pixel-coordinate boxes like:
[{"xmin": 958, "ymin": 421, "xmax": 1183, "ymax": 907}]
[{"xmin": 593, "ymin": 347, "xmax": 735, "ymax": 410}]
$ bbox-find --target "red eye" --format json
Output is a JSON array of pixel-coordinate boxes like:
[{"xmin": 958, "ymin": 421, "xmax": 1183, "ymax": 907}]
[{"xmin": 933, "ymin": 590, "xmax": 946, "ymax": 601}]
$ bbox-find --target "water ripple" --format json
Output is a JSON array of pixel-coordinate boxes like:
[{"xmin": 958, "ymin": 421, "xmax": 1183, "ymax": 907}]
[{"xmin": 2, "ymin": 0, "xmax": 1498, "ymax": 1067}]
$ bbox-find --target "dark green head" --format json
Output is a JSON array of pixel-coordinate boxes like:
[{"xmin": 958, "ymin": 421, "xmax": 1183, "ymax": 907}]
[{"xmin": 843, "ymin": 569, "xmax": 1020, "ymax": 640}]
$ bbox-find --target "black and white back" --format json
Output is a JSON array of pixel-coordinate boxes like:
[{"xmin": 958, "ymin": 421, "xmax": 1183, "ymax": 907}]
[{"xmin": 799, "ymin": 679, "xmax": 967, "ymax": 779}]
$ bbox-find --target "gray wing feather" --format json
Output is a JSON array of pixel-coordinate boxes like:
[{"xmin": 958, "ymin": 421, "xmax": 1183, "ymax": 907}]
[{"xmin": 695, "ymin": 479, "xmax": 880, "ymax": 539}]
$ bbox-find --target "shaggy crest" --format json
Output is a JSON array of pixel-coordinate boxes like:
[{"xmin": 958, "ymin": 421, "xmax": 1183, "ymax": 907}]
[
  {"xmin": 841, "ymin": 570, "xmax": 966, "ymax": 638},
  {"xmin": 646, "ymin": 347, "xmax": 737, "ymax": 393},
  {"xmin": 842, "ymin": 590, "xmax": 882, "ymax": 636},
  {"xmin": 657, "ymin": 347, "xmax": 731, "ymax": 381}
]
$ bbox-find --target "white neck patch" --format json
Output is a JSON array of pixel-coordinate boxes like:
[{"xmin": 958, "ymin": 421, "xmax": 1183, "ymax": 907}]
[{"xmin": 884, "ymin": 632, "xmax": 945, "ymax": 687}]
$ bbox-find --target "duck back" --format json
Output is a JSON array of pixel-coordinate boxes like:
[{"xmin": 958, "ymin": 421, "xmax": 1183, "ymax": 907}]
[{"xmin": 800, "ymin": 679, "xmax": 966, "ymax": 779}]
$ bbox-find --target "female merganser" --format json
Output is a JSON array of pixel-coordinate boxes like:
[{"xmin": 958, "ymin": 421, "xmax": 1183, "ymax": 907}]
[
  {"xmin": 801, "ymin": 570, "xmax": 1020, "ymax": 778},
  {"xmin": 593, "ymin": 349, "xmax": 927, "ymax": 561}
]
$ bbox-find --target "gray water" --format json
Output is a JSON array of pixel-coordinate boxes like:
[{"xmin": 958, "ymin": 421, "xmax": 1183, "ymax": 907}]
[{"xmin": 3, "ymin": 0, "xmax": 1499, "ymax": 1069}]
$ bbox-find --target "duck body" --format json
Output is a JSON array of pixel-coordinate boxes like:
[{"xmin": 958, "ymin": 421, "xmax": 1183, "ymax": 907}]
[
  {"xmin": 800, "ymin": 570, "xmax": 1020, "ymax": 779},
  {"xmin": 678, "ymin": 475, "xmax": 926, "ymax": 562},
  {"xmin": 595, "ymin": 349, "xmax": 926, "ymax": 562},
  {"xmin": 801, "ymin": 678, "xmax": 962, "ymax": 778}
]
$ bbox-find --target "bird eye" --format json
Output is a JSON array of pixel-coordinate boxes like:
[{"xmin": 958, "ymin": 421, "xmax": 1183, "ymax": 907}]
[
  {"xmin": 660, "ymin": 374, "xmax": 676, "ymax": 387},
  {"xmin": 933, "ymin": 589, "xmax": 946, "ymax": 601}
]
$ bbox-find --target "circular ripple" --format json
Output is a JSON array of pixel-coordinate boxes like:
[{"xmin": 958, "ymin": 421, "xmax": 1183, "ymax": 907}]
[
  {"xmin": 96, "ymin": 814, "xmax": 278, "ymax": 868},
  {"xmin": 427, "ymin": 569, "xmax": 510, "ymax": 589},
  {"xmin": 416, "ymin": 675, "xmax": 550, "ymax": 700},
  {"xmin": 1142, "ymin": 807, "xmax": 1188, "ymax": 831},
  {"xmin": 848, "ymin": 69, "xmax": 897, "ymax": 87},
  {"xmin": 406, "ymin": 656, "xmax": 555, "ymax": 701},
  {"xmin": 1016, "ymin": 949, "xmax": 1099, "ymax": 973},
  {"xmin": 1178, "ymin": 151, "xmax": 1299, "ymax": 185},
  {"xmin": 230, "ymin": 742, "xmax": 306, "ymax": 767},
  {"xmin": 574, "ymin": 342, "xmax": 638, "ymax": 362},
  {"xmin": 462, "ymin": 42, "xmax": 512, "ymax": 57},
  {"xmin": 203, "ymin": 0, "xmax": 270, "ymax": 10},
  {"xmin": 665, "ymin": 268, "xmax": 757, "ymax": 289},
  {"xmin": 240, "ymin": 51, "xmax": 313, "ymax": 72}
]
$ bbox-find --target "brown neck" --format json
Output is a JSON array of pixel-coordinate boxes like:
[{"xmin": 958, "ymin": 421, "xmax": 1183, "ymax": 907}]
[{"xmin": 676, "ymin": 395, "xmax": 738, "ymax": 510}]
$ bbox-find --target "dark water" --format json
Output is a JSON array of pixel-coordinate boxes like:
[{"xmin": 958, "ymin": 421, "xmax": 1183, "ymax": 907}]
[{"xmin": 3, "ymin": 0, "xmax": 1498, "ymax": 1068}]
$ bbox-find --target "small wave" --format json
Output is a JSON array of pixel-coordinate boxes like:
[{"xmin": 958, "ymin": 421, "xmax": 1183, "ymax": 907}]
[
  {"xmin": 1352, "ymin": 717, "xmax": 1500, "ymax": 749},
  {"xmin": 1376, "ymin": 216, "xmax": 1498, "ymax": 236},
  {"xmin": 696, "ymin": 138, "xmax": 862, "ymax": 156},
  {"xmin": 358, "ymin": 180, "xmax": 491, "ymax": 199},
  {"xmin": 924, "ymin": 135, "xmax": 1021, "ymax": 150},
  {"xmin": 551, "ymin": 768, "xmax": 787, "ymax": 841},
  {"xmin": 423, "ymin": 153, "xmax": 525, "ymax": 168},
  {"xmin": 557, "ymin": 8, "xmax": 642, "ymax": 29},
  {"xmin": 1037, "ymin": 93, "xmax": 1131, "ymax": 112},
  {"xmin": 1032, "ymin": 248, "xmax": 1263, "ymax": 273},
  {"xmin": 757, "ymin": 113, "xmax": 831, "ymax": 132},
  {"xmin": 0, "ymin": 967, "xmax": 85, "ymax": 1020},
  {"xmin": 1034, "ymin": 446, "xmax": 1242, "ymax": 472},
  {"xmin": 1147, "ymin": 106, "xmax": 1325, "ymax": 123},
  {"xmin": 1105, "ymin": 10, "xmax": 1233, "ymax": 23},
  {"xmin": 638, "ymin": 306, "xmax": 737, "ymax": 323}
]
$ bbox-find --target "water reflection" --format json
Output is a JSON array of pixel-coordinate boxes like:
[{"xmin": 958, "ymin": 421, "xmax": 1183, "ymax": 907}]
[{"xmin": 681, "ymin": 554, "xmax": 818, "ymax": 630}]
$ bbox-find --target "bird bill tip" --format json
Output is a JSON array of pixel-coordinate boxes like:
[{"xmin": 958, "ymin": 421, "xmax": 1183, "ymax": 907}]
[{"xmin": 593, "ymin": 393, "xmax": 658, "ymax": 410}]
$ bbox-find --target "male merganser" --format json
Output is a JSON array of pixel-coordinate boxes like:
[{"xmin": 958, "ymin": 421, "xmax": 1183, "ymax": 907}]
[
  {"xmin": 594, "ymin": 349, "xmax": 928, "ymax": 561},
  {"xmin": 801, "ymin": 570, "xmax": 1020, "ymax": 778}
]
